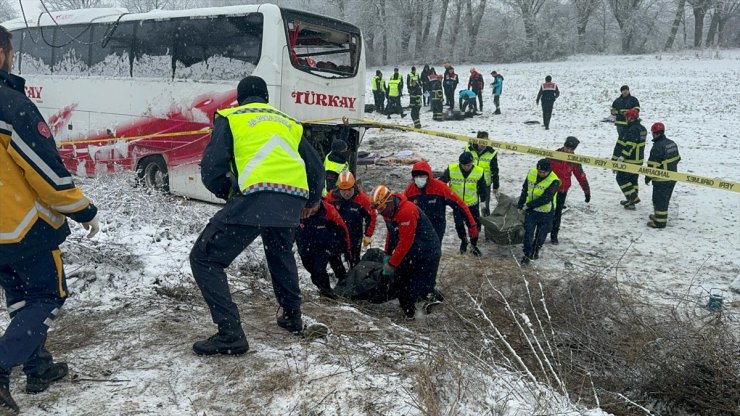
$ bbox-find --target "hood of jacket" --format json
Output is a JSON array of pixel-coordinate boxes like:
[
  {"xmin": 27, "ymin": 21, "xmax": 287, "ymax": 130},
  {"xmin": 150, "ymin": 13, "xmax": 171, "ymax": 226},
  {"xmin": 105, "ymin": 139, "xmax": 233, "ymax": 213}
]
[{"xmin": 411, "ymin": 160, "xmax": 433, "ymax": 178}]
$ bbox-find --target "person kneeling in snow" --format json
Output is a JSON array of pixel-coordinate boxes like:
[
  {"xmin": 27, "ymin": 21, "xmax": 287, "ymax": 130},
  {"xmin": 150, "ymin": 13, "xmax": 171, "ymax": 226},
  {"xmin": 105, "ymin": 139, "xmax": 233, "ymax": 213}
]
[
  {"xmin": 370, "ymin": 185, "xmax": 442, "ymax": 318},
  {"xmin": 458, "ymin": 89, "xmax": 478, "ymax": 116}
]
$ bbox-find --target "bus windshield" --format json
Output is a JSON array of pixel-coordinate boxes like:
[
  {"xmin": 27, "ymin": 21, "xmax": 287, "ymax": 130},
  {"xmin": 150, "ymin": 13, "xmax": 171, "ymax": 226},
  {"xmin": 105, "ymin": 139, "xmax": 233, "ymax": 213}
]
[{"xmin": 283, "ymin": 9, "xmax": 361, "ymax": 79}]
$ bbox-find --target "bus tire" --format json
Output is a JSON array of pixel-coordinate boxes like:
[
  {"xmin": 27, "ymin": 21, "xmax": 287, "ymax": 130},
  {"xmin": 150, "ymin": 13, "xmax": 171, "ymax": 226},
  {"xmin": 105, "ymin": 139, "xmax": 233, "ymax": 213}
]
[{"xmin": 136, "ymin": 155, "xmax": 170, "ymax": 192}]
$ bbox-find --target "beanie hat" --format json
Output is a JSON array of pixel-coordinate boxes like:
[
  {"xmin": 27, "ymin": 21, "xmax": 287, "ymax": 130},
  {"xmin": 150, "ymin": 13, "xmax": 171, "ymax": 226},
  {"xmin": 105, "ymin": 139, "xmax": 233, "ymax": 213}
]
[
  {"xmin": 237, "ymin": 76, "xmax": 268, "ymax": 103},
  {"xmin": 537, "ymin": 159, "xmax": 551, "ymax": 171},
  {"xmin": 620, "ymin": 85, "xmax": 630, "ymax": 92},
  {"xmin": 331, "ymin": 138, "xmax": 348, "ymax": 153},
  {"xmin": 564, "ymin": 136, "xmax": 580, "ymax": 149},
  {"xmin": 459, "ymin": 151, "xmax": 474, "ymax": 164}
]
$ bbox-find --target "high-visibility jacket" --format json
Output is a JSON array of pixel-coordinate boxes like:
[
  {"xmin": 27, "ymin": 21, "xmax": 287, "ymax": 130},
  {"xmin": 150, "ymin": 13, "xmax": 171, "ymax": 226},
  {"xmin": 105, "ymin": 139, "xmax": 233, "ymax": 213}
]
[
  {"xmin": 526, "ymin": 169, "xmax": 559, "ymax": 213},
  {"xmin": 371, "ymin": 75, "xmax": 386, "ymax": 92},
  {"xmin": 647, "ymin": 134, "xmax": 681, "ymax": 182},
  {"xmin": 216, "ymin": 102, "xmax": 308, "ymax": 199},
  {"xmin": 465, "ymin": 144, "xmax": 497, "ymax": 186},
  {"xmin": 407, "ymin": 72, "xmax": 420, "ymax": 86},
  {"xmin": 388, "ymin": 77, "xmax": 402, "ymax": 97},
  {"xmin": 448, "ymin": 163, "xmax": 485, "ymax": 206},
  {"xmin": 1, "ymin": 71, "xmax": 97, "ymax": 261},
  {"xmin": 323, "ymin": 153, "xmax": 349, "ymax": 195}
]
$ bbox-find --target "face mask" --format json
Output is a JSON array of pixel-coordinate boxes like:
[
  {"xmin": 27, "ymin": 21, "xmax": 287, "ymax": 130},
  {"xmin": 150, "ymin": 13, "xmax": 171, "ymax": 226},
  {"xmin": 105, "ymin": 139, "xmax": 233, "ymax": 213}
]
[{"xmin": 414, "ymin": 177, "xmax": 428, "ymax": 188}]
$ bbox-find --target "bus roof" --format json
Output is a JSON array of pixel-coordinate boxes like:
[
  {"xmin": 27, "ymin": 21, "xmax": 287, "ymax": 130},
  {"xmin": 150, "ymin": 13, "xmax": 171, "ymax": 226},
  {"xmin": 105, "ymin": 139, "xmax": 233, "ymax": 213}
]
[{"xmin": 2, "ymin": 4, "xmax": 360, "ymax": 35}]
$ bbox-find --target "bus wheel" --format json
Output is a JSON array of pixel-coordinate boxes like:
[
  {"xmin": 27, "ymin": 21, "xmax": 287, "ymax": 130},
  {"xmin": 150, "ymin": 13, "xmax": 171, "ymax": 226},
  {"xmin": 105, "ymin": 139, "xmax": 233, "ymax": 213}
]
[{"xmin": 137, "ymin": 156, "xmax": 170, "ymax": 192}]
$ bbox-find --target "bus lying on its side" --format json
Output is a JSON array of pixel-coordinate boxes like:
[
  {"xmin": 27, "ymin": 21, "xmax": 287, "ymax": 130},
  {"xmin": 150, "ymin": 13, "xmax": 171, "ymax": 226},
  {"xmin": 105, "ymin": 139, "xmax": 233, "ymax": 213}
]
[{"xmin": 3, "ymin": 4, "xmax": 365, "ymax": 203}]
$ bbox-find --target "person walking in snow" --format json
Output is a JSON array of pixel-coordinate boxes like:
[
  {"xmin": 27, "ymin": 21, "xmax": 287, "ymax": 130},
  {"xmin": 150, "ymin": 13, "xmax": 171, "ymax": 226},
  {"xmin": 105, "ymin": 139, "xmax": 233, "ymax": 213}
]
[
  {"xmin": 386, "ymin": 68, "xmax": 406, "ymax": 119},
  {"xmin": 610, "ymin": 85, "xmax": 640, "ymax": 139},
  {"xmin": 465, "ymin": 131, "xmax": 500, "ymax": 217},
  {"xmin": 371, "ymin": 70, "xmax": 386, "ymax": 113},
  {"xmin": 0, "ymin": 26, "xmax": 101, "ymax": 413},
  {"xmin": 536, "ymin": 75, "xmax": 560, "ymax": 130},
  {"xmin": 443, "ymin": 66, "xmax": 459, "ymax": 109},
  {"xmin": 546, "ymin": 136, "xmax": 590, "ymax": 245},
  {"xmin": 408, "ymin": 78, "xmax": 423, "ymax": 128},
  {"xmin": 190, "ymin": 76, "xmax": 325, "ymax": 355},
  {"xmin": 467, "ymin": 67, "xmax": 485, "ymax": 111},
  {"xmin": 644, "ymin": 122, "xmax": 681, "ymax": 229},
  {"xmin": 490, "ymin": 71, "xmax": 504, "ymax": 114},
  {"xmin": 517, "ymin": 159, "xmax": 560, "ymax": 265},
  {"xmin": 612, "ymin": 108, "xmax": 646, "ymax": 210}
]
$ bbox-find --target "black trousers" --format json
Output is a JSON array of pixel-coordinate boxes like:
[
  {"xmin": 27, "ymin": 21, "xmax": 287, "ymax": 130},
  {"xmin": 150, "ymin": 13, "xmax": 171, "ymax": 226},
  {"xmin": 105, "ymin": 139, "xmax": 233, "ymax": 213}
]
[
  {"xmin": 328, "ymin": 229, "xmax": 361, "ymax": 281},
  {"xmin": 373, "ymin": 90, "xmax": 385, "ymax": 112},
  {"xmin": 550, "ymin": 191, "xmax": 568, "ymax": 239},
  {"xmin": 454, "ymin": 203, "xmax": 480, "ymax": 241},
  {"xmin": 493, "ymin": 95, "xmax": 500, "ymax": 110},
  {"xmin": 299, "ymin": 247, "xmax": 333, "ymax": 292},
  {"xmin": 473, "ymin": 89, "xmax": 483, "ymax": 110},
  {"xmin": 190, "ymin": 219, "xmax": 300, "ymax": 326},
  {"xmin": 541, "ymin": 101, "xmax": 554, "ymax": 128},
  {"xmin": 394, "ymin": 251, "xmax": 441, "ymax": 317},
  {"xmin": 387, "ymin": 96, "xmax": 404, "ymax": 116},
  {"xmin": 432, "ymin": 90, "xmax": 444, "ymax": 121},
  {"xmin": 652, "ymin": 181, "xmax": 676, "ymax": 227},
  {"xmin": 616, "ymin": 171, "xmax": 639, "ymax": 200},
  {"xmin": 444, "ymin": 88, "xmax": 455, "ymax": 109},
  {"xmin": 411, "ymin": 105, "xmax": 421, "ymax": 128},
  {"xmin": 523, "ymin": 211, "xmax": 554, "ymax": 259},
  {"xmin": 616, "ymin": 124, "xmax": 627, "ymax": 139}
]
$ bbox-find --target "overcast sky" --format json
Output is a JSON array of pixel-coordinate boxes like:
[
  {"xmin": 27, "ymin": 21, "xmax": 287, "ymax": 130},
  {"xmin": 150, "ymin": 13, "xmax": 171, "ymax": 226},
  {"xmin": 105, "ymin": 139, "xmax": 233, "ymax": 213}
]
[{"xmin": 15, "ymin": 0, "xmax": 43, "ymax": 15}]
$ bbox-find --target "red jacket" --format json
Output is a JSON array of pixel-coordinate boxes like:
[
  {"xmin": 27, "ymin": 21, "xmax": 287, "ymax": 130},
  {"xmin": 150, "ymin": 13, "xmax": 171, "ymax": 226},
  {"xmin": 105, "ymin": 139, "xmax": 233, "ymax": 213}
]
[
  {"xmin": 403, "ymin": 161, "xmax": 478, "ymax": 238},
  {"xmin": 382, "ymin": 193, "xmax": 440, "ymax": 268},
  {"xmin": 550, "ymin": 148, "xmax": 590, "ymax": 194},
  {"xmin": 298, "ymin": 200, "xmax": 351, "ymax": 255},
  {"xmin": 325, "ymin": 186, "xmax": 377, "ymax": 238}
]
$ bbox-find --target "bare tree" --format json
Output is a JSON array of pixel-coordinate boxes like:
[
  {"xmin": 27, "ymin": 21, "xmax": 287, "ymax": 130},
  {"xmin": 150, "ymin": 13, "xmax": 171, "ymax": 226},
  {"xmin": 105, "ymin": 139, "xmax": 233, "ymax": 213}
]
[
  {"xmin": 117, "ymin": 0, "xmax": 198, "ymax": 12},
  {"xmin": 705, "ymin": 0, "xmax": 740, "ymax": 45},
  {"xmin": 434, "ymin": 0, "xmax": 451, "ymax": 49},
  {"xmin": 421, "ymin": 2, "xmax": 433, "ymax": 44},
  {"xmin": 43, "ymin": 0, "xmax": 111, "ymax": 10},
  {"xmin": 664, "ymin": 0, "xmax": 687, "ymax": 49},
  {"xmin": 605, "ymin": 0, "xmax": 644, "ymax": 52},
  {"xmin": 1, "ymin": 0, "xmax": 18, "ymax": 22},
  {"xmin": 327, "ymin": 0, "xmax": 347, "ymax": 20},
  {"xmin": 463, "ymin": 0, "xmax": 488, "ymax": 56},
  {"xmin": 686, "ymin": 0, "xmax": 714, "ymax": 47},
  {"xmin": 572, "ymin": 0, "xmax": 600, "ymax": 51},
  {"xmin": 503, "ymin": 0, "xmax": 548, "ymax": 48}
]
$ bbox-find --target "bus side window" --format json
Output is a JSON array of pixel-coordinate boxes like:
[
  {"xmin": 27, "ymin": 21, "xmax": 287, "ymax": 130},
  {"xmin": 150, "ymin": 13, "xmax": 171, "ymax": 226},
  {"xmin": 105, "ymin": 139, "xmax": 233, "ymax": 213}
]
[
  {"xmin": 90, "ymin": 22, "xmax": 135, "ymax": 78},
  {"xmin": 19, "ymin": 27, "xmax": 54, "ymax": 75},
  {"xmin": 53, "ymin": 24, "xmax": 92, "ymax": 76},
  {"xmin": 174, "ymin": 14, "xmax": 263, "ymax": 81},
  {"xmin": 132, "ymin": 19, "xmax": 177, "ymax": 79}
]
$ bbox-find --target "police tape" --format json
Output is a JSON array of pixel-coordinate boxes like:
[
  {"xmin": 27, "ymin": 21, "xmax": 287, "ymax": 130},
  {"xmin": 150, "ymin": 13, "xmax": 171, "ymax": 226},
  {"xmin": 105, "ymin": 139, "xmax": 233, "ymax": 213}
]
[{"xmin": 355, "ymin": 118, "xmax": 740, "ymax": 194}]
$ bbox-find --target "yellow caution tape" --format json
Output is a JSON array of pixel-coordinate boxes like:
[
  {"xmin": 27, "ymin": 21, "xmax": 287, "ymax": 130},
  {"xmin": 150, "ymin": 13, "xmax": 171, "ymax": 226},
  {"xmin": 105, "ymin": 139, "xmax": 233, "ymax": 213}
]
[{"xmin": 354, "ymin": 118, "xmax": 740, "ymax": 194}]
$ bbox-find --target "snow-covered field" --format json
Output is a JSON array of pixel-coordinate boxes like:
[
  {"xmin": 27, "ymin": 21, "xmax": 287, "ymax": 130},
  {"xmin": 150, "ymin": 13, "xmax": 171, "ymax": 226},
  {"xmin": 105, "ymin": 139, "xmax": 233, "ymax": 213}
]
[{"xmin": 2, "ymin": 51, "xmax": 739, "ymax": 415}]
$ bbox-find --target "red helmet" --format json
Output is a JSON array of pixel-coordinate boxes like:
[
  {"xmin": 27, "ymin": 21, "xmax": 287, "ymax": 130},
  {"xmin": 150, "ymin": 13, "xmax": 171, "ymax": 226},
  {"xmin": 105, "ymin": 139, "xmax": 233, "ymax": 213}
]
[
  {"xmin": 651, "ymin": 122, "xmax": 665, "ymax": 134},
  {"xmin": 624, "ymin": 108, "xmax": 640, "ymax": 121}
]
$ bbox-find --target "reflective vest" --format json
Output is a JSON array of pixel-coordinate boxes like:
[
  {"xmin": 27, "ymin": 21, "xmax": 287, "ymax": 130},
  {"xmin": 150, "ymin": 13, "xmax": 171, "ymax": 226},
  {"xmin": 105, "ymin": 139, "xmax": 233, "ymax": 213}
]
[
  {"xmin": 323, "ymin": 153, "xmax": 349, "ymax": 195},
  {"xmin": 388, "ymin": 78, "xmax": 402, "ymax": 97},
  {"xmin": 407, "ymin": 72, "xmax": 420, "ymax": 84},
  {"xmin": 526, "ymin": 168, "xmax": 559, "ymax": 213},
  {"xmin": 465, "ymin": 144, "xmax": 497, "ymax": 186},
  {"xmin": 371, "ymin": 75, "xmax": 386, "ymax": 92},
  {"xmin": 448, "ymin": 163, "xmax": 484, "ymax": 206},
  {"xmin": 216, "ymin": 103, "xmax": 308, "ymax": 199}
]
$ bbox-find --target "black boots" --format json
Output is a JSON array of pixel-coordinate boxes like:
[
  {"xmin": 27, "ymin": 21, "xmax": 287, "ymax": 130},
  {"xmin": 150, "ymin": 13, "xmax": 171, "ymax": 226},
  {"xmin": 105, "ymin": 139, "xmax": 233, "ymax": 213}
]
[
  {"xmin": 192, "ymin": 322, "xmax": 249, "ymax": 356},
  {"xmin": 459, "ymin": 239, "xmax": 468, "ymax": 254},
  {"xmin": 494, "ymin": 108, "xmax": 501, "ymax": 115},
  {"xmin": 277, "ymin": 309, "xmax": 303, "ymax": 334},
  {"xmin": 26, "ymin": 362, "xmax": 68, "ymax": 394},
  {"xmin": 0, "ymin": 369, "xmax": 19, "ymax": 413}
]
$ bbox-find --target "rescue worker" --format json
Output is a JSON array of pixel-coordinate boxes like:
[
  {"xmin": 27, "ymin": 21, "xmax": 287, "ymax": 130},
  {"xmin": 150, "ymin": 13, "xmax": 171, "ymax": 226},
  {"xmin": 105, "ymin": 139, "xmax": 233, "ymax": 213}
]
[
  {"xmin": 404, "ymin": 161, "xmax": 480, "ymax": 255},
  {"xmin": 517, "ymin": 159, "xmax": 560, "ymax": 265},
  {"xmin": 190, "ymin": 75, "xmax": 324, "ymax": 355},
  {"xmin": 458, "ymin": 89, "xmax": 478, "ymax": 116},
  {"xmin": 386, "ymin": 68, "xmax": 406, "ymax": 119},
  {"xmin": 370, "ymin": 185, "xmax": 442, "ymax": 318},
  {"xmin": 443, "ymin": 66, "xmax": 459, "ymax": 109},
  {"xmin": 465, "ymin": 131, "xmax": 500, "ymax": 217},
  {"xmin": 323, "ymin": 117, "xmax": 351, "ymax": 195},
  {"xmin": 547, "ymin": 136, "xmax": 590, "ymax": 245},
  {"xmin": 0, "ymin": 26, "xmax": 100, "ymax": 413},
  {"xmin": 610, "ymin": 85, "xmax": 640, "ymax": 139},
  {"xmin": 644, "ymin": 122, "xmax": 681, "ymax": 228},
  {"xmin": 430, "ymin": 73, "xmax": 445, "ymax": 121},
  {"xmin": 467, "ymin": 67, "xmax": 485, "ymax": 111},
  {"xmin": 490, "ymin": 71, "xmax": 504, "ymax": 114},
  {"xmin": 535, "ymin": 75, "xmax": 560, "ymax": 130},
  {"xmin": 408, "ymin": 78, "xmax": 423, "ymax": 128},
  {"xmin": 296, "ymin": 199, "xmax": 352, "ymax": 299},
  {"xmin": 441, "ymin": 152, "xmax": 489, "ymax": 255},
  {"xmin": 371, "ymin": 70, "xmax": 386, "ymax": 113},
  {"xmin": 325, "ymin": 171, "xmax": 377, "ymax": 276},
  {"xmin": 612, "ymin": 108, "xmax": 646, "ymax": 210},
  {"xmin": 406, "ymin": 66, "xmax": 420, "ymax": 95}
]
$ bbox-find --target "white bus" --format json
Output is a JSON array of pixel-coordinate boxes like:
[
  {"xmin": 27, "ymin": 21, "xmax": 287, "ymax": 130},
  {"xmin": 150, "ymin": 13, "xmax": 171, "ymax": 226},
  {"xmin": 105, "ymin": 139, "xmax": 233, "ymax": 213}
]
[{"xmin": 3, "ymin": 4, "xmax": 365, "ymax": 202}]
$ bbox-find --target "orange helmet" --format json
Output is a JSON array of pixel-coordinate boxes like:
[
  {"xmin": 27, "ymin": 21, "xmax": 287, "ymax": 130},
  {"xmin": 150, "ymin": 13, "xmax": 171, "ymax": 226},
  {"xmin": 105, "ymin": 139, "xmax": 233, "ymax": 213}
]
[
  {"xmin": 370, "ymin": 185, "xmax": 392, "ymax": 210},
  {"xmin": 338, "ymin": 171, "xmax": 356, "ymax": 190}
]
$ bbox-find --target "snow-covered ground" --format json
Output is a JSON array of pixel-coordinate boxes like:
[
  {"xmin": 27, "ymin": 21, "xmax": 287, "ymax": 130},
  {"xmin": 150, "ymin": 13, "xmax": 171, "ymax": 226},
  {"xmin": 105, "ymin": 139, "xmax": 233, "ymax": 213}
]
[{"xmin": 2, "ymin": 51, "xmax": 739, "ymax": 415}]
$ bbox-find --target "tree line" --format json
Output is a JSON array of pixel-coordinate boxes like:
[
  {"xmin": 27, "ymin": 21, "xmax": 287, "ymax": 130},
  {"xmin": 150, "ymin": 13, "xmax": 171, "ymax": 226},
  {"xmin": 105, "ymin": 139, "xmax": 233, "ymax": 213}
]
[{"xmin": 2, "ymin": 0, "xmax": 738, "ymax": 64}]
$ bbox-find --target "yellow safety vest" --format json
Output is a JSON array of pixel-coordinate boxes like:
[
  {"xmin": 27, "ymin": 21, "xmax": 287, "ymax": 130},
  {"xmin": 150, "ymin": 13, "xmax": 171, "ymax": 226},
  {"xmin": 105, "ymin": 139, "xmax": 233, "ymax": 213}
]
[
  {"xmin": 407, "ymin": 72, "xmax": 420, "ymax": 84},
  {"xmin": 216, "ymin": 102, "xmax": 308, "ymax": 199},
  {"xmin": 388, "ymin": 78, "xmax": 402, "ymax": 97},
  {"xmin": 448, "ymin": 162, "xmax": 484, "ymax": 206},
  {"xmin": 525, "ymin": 168, "xmax": 559, "ymax": 213},
  {"xmin": 323, "ymin": 153, "xmax": 349, "ymax": 195},
  {"xmin": 371, "ymin": 75, "xmax": 386, "ymax": 92},
  {"xmin": 465, "ymin": 144, "xmax": 497, "ymax": 186}
]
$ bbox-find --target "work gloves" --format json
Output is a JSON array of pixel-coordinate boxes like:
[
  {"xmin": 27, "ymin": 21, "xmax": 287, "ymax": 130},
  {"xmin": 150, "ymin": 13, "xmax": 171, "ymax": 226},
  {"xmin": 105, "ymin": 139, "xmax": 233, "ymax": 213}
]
[
  {"xmin": 82, "ymin": 215, "xmax": 100, "ymax": 238},
  {"xmin": 585, "ymin": 193, "xmax": 591, "ymax": 203},
  {"xmin": 382, "ymin": 263, "xmax": 395, "ymax": 276},
  {"xmin": 362, "ymin": 236, "xmax": 372, "ymax": 248}
]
